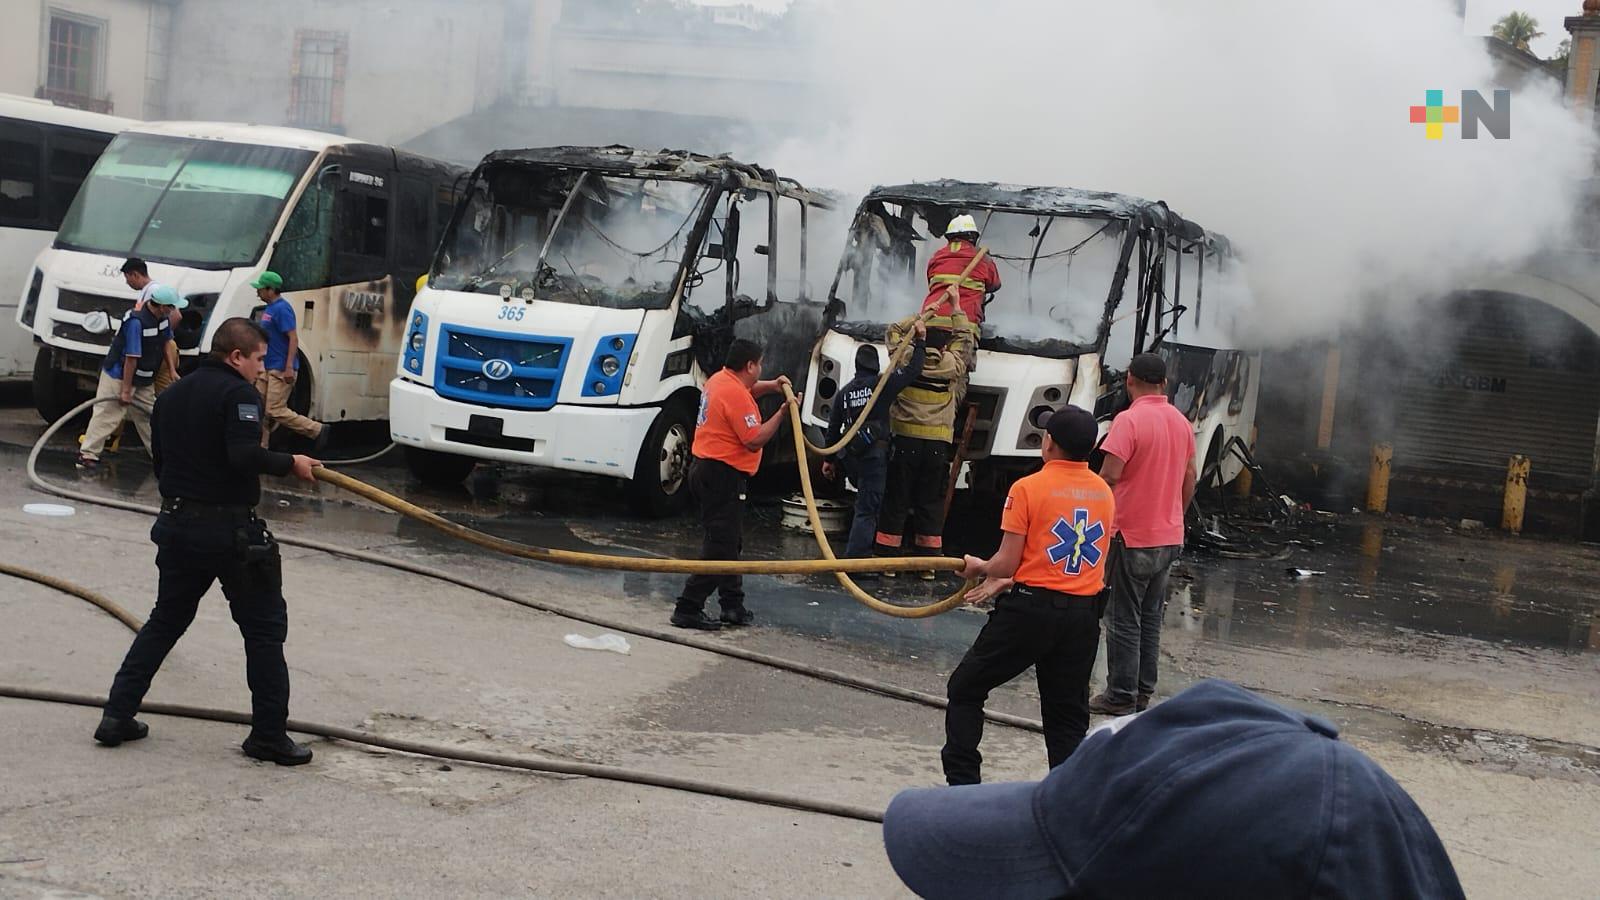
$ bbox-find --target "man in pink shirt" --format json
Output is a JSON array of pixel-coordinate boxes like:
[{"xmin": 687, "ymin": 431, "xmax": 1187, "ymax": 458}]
[{"xmin": 1089, "ymin": 353, "xmax": 1197, "ymax": 716}]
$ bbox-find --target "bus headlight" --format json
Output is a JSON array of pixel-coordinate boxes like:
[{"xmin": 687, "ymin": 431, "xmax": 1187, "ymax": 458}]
[
  {"xmin": 20, "ymin": 269, "xmax": 42, "ymax": 328},
  {"xmin": 584, "ymin": 333, "xmax": 637, "ymax": 398},
  {"xmin": 402, "ymin": 310, "xmax": 429, "ymax": 378}
]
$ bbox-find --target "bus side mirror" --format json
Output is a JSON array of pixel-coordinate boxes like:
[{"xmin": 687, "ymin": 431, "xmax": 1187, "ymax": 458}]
[{"xmin": 754, "ymin": 244, "xmax": 770, "ymax": 256}]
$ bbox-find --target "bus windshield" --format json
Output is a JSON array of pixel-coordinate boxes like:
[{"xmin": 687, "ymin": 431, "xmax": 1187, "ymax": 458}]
[
  {"xmin": 431, "ymin": 165, "xmax": 710, "ymax": 310},
  {"xmin": 834, "ymin": 202, "xmax": 1127, "ymax": 354},
  {"xmin": 54, "ymin": 132, "xmax": 314, "ymax": 269}
]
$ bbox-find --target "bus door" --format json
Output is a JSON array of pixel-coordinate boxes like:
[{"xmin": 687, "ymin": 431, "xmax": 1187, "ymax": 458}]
[{"xmin": 266, "ymin": 144, "xmax": 396, "ymax": 421}]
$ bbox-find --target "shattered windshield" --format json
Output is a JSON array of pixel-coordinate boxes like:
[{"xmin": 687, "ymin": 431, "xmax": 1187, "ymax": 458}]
[
  {"xmin": 431, "ymin": 165, "xmax": 710, "ymax": 310},
  {"xmin": 833, "ymin": 202, "xmax": 1126, "ymax": 352},
  {"xmin": 54, "ymin": 133, "xmax": 313, "ymax": 269}
]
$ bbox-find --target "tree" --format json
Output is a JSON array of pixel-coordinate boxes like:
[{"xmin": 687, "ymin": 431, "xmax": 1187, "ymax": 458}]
[
  {"xmin": 1550, "ymin": 37, "xmax": 1572, "ymax": 69},
  {"xmin": 1491, "ymin": 11, "xmax": 1544, "ymax": 52}
]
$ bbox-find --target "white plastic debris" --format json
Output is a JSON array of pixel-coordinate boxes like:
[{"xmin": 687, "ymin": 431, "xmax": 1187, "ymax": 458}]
[
  {"xmin": 23, "ymin": 503, "xmax": 74, "ymax": 517},
  {"xmin": 1287, "ymin": 568, "xmax": 1327, "ymax": 579},
  {"xmin": 563, "ymin": 633, "xmax": 631, "ymax": 655}
]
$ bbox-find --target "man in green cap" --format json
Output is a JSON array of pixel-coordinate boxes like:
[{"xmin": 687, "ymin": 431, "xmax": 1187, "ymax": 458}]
[{"xmin": 252, "ymin": 271, "xmax": 325, "ymax": 449}]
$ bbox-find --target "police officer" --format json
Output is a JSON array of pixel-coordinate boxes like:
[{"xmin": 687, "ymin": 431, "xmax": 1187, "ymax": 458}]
[
  {"xmin": 94, "ymin": 317, "xmax": 322, "ymax": 766},
  {"xmin": 944, "ymin": 406, "xmax": 1115, "ymax": 785},
  {"xmin": 822, "ymin": 320, "xmax": 926, "ymax": 560}
]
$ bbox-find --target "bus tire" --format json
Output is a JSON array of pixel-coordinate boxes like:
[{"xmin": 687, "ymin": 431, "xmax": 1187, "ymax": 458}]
[
  {"xmin": 32, "ymin": 346, "xmax": 87, "ymax": 425},
  {"xmin": 404, "ymin": 446, "xmax": 478, "ymax": 487},
  {"xmin": 1202, "ymin": 426, "xmax": 1227, "ymax": 489},
  {"xmin": 627, "ymin": 401, "xmax": 695, "ymax": 517}
]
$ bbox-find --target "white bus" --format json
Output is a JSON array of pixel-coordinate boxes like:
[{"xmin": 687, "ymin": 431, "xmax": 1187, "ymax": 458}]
[
  {"xmin": 802, "ymin": 181, "xmax": 1260, "ymax": 502},
  {"xmin": 390, "ymin": 146, "xmax": 834, "ymax": 514},
  {"xmin": 0, "ymin": 94, "xmax": 132, "ymax": 385},
  {"xmin": 18, "ymin": 121, "xmax": 466, "ymax": 426}
]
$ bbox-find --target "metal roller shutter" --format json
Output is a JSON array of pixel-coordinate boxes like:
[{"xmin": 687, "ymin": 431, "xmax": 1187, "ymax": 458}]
[{"xmin": 1394, "ymin": 292, "xmax": 1600, "ymax": 483}]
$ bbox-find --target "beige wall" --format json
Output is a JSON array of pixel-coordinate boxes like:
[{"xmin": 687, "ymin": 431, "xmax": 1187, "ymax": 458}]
[
  {"xmin": 164, "ymin": 0, "xmax": 510, "ymax": 146},
  {"xmin": 0, "ymin": 0, "xmax": 156, "ymax": 118}
]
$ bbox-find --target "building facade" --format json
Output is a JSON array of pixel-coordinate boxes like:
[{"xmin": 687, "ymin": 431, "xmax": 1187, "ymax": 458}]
[
  {"xmin": 1258, "ymin": 4, "xmax": 1600, "ymax": 538},
  {"xmin": 0, "ymin": 0, "xmax": 170, "ymax": 118}
]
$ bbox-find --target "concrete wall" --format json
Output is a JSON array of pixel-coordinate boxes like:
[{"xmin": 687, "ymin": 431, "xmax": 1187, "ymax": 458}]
[
  {"xmin": 0, "ymin": 0, "xmax": 156, "ymax": 118},
  {"xmin": 164, "ymin": 0, "xmax": 510, "ymax": 145}
]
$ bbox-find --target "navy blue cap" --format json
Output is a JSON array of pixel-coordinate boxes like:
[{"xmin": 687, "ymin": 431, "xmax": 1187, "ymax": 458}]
[{"xmin": 883, "ymin": 680, "xmax": 1463, "ymax": 900}]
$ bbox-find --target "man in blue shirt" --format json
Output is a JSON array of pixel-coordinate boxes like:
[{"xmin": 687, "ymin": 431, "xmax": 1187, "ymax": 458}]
[
  {"xmin": 77, "ymin": 285, "xmax": 185, "ymax": 471},
  {"xmin": 822, "ymin": 321, "xmax": 927, "ymax": 559},
  {"xmin": 252, "ymin": 271, "xmax": 325, "ymax": 448}
]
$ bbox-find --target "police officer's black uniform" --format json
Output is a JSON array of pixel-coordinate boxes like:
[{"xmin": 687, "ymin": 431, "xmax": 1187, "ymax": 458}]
[{"xmin": 95, "ymin": 357, "xmax": 311, "ymax": 765}]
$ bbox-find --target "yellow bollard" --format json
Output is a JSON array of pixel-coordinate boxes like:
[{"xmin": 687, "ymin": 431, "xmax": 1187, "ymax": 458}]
[
  {"xmin": 1365, "ymin": 442, "xmax": 1392, "ymax": 513},
  {"xmin": 1502, "ymin": 455, "xmax": 1529, "ymax": 535}
]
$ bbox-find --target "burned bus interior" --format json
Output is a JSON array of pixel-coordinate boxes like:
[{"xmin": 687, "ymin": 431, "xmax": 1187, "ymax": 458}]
[{"xmin": 827, "ymin": 180, "xmax": 1240, "ymax": 375}]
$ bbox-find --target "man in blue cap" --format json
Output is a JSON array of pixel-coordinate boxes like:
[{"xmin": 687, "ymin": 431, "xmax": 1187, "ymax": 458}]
[
  {"xmin": 76, "ymin": 284, "xmax": 185, "ymax": 471},
  {"xmin": 882, "ymin": 679, "xmax": 1464, "ymax": 900}
]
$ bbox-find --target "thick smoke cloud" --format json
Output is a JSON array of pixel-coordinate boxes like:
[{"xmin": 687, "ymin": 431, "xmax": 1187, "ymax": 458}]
[{"xmin": 757, "ymin": 0, "xmax": 1595, "ymax": 346}]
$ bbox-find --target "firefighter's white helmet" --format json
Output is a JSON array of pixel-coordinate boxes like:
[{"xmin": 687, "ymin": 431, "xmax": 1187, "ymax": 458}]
[{"xmin": 944, "ymin": 214, "xmax": 979, "ymax": 236}]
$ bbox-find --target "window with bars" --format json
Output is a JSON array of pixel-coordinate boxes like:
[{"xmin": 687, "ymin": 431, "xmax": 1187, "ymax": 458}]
[
  {"xmin": 43, "ymin": 13, "xmax": 104, "ymax": 107},
  {"xmin": 288, "ymin": 30, "xmax": 348, "ymax": 132}
]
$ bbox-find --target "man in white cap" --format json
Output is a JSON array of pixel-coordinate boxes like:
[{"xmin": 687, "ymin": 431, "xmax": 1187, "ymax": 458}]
[
  {"xmin": 76, "ymin": 285, "xmax": 185, "ymax": 470},
  {"xmin": 921, "ymin": 213, "xmax": 1001, "ymax": 323}
]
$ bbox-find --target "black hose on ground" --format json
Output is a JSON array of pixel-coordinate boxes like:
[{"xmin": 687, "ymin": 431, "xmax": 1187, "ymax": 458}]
[
  {"xmin": 23, "ymin": 397, "xmax": 1047, "ymax": 735},
  {"xmin": 0, "ymin": 562, "xmax": 883, "ymax": 822},
  {"xmin": 0, "ymin": 685, "xmax": 883, "ymax": 824}
]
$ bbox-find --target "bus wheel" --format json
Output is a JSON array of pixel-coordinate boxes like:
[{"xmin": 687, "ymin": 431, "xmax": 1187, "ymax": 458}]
[
  {"xmin": 32, "ymin": 346, "xmax": 88, "ymax": 425},
  {"xmin": 404, "ymin": 446, "xmax": 477, "ymax": 487},
  {"xmin": 628, "ymin": 402, "xmax": 694, "ymax": 517}
]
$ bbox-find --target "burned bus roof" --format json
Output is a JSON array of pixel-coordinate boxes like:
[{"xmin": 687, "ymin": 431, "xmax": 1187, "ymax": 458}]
[
  {"xmin": 478, "ymin": 144, "xmax": 832, "ymax": 206},
  {"xmin": 864, "ymin": 179, "xmax": 1230, "ymax": 252}
]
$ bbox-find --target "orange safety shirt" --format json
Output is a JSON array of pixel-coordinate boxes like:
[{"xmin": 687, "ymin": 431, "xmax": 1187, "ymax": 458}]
[
  {"xmin": 922, "ymin": 239, "xmax": 1002, "ymax": 323},
  {"xmin": 1001, "ymin": 459, "xmax": 1116, "ymax": 596},
  {"xmin": 692, "ymin": 368, "xmax": 764, "ymax": 474}
]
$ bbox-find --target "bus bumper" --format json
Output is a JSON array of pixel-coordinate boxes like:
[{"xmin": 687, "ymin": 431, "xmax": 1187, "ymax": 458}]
[{"xmin": 389, "ymin": 377, "xmax": 659, "ymax": 479}]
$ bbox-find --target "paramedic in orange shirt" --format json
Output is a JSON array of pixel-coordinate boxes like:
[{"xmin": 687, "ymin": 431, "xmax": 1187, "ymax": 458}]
[
  {"xmin": 670, "ymin": 339, "xmax": 800, "ymax": 631},
  {"xmin": 944, "ymin": 405, "xmax": 1115, "ymax": 784}
]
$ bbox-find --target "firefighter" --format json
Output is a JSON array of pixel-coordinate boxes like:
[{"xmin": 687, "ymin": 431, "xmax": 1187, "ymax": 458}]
[
  {"xmin": 922, "ymin": 214, "xmax": 1001, "ymax": 324},
  {"xmin": 873, "ymin": 310, "xmax": 978, "ymax": 577}
]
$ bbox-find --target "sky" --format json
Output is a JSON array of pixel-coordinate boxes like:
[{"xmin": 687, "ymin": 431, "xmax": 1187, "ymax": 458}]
[{"xmin": 694, "ymin": 0, "xmax": 1583, "ymax": 57}]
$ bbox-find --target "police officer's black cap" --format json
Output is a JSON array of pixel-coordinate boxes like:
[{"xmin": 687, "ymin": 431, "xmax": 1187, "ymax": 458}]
[
  {"xmin": 1046, "ymin": 405, "xmax": 1098, "ymax": 458},
  {"xmin": 1128, "ymin": 353, "xmax": 1167, "ymax": 385},
  {"xmin": 855, "ymin": 343, "xmax": 880, "ymax": 372}
]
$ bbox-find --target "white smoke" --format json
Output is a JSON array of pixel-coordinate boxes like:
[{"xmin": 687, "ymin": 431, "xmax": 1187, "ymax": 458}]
[{"xmin": 755, "ymin": 0, "xmax": 1595, "ymax": 346}]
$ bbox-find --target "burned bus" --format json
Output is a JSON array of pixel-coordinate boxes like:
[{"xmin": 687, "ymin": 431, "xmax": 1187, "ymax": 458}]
[
  {"xmin": 390, "ymin": 146, "xmax": 833, "ymax": 514},
  {"xmin": 801, "ymin": 180, "xmax": 1260, "ymax": 502}
]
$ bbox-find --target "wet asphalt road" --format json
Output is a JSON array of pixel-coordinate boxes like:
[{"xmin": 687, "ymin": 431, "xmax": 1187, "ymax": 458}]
[
  {"xmin": 4, "ymin": 398, "xmax": 1600, "ymax": 896},
  {"xmin": 7, "ymin": 401, "xmax": 1596, "ymax": 741}
]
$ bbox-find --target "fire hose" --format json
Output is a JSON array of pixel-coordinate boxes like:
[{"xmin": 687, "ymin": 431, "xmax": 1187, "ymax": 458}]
[
  {"xmin": 24, "ymin": 396, "xmax": 1045, "ymax": 732},
  {"xmin": 0, "ymin": 560, "xmax": 882, "ymax": 823}
]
